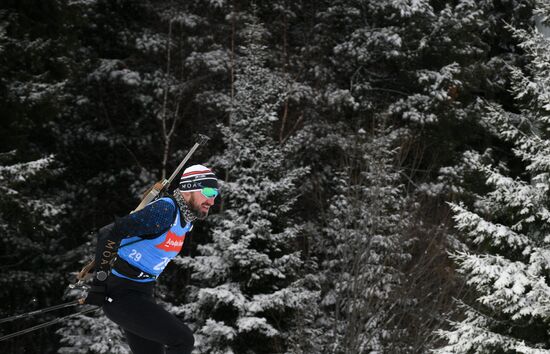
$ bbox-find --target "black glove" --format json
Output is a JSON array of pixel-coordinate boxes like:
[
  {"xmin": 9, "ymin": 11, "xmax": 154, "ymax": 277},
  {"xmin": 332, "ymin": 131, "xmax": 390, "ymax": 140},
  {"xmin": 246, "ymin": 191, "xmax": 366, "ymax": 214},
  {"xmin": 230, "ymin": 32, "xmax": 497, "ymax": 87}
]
[{"xmin": 84, "ymin": 282, "xmax": 107, "ymax": 306}]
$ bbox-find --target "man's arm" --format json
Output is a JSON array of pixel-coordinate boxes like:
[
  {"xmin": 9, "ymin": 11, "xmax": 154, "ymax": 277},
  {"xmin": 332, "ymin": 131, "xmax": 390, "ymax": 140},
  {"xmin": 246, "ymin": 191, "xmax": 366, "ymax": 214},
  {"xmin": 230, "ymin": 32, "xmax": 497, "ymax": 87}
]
[
  {"xmin": 85, "ymin": 199, "xmax": 177, "ymax": 305},
  {"xmin": 94, "ymin": 198, "xmax": 177, "ymax": 276}
]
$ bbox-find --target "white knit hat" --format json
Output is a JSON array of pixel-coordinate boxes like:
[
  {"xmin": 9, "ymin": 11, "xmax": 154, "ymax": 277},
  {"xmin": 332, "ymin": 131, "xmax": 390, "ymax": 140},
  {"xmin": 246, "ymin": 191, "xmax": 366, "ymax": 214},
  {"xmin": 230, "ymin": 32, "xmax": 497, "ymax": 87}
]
[{"xmin": 179, "ymin": 164, "xmax": 218, "ymax": 192}]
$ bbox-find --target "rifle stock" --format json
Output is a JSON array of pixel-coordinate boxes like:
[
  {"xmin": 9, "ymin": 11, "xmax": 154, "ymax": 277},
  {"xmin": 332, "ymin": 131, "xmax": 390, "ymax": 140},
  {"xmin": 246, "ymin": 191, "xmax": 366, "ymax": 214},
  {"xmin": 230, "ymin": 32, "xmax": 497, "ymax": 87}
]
[{"xmin": 133, "ymin": 181, "xmax": 167, "ymax": 213}]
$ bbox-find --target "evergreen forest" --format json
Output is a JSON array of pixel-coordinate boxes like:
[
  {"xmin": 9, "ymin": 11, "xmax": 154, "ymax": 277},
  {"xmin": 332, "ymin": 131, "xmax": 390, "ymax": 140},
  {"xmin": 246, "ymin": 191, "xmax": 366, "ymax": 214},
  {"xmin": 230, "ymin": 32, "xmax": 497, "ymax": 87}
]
[{"xmin": 1, "ymin": 0, "xmax": 550, "ymax": 353}]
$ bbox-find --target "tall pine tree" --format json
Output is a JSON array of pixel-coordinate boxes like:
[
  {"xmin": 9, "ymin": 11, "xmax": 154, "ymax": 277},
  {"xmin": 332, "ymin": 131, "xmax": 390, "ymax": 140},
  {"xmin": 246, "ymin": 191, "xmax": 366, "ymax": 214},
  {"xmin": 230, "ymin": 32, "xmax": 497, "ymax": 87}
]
[
  {"xmin": 56, "ymin": 0, "xmax": 229, "ymax": 352},
  {"xmin": 436, "ymin": 7, "xmax": 550, "ymax": 352},
  {"xmin": 0, "ymin": 1, "xmax": 92, "ymax": 352},
  {"xmin": 316, "ymin": 124, "xmax": 412, "ymax": 353},
  {"xmin": 174, "ymin": 17, "xmax": 318, "ymax": 354}
]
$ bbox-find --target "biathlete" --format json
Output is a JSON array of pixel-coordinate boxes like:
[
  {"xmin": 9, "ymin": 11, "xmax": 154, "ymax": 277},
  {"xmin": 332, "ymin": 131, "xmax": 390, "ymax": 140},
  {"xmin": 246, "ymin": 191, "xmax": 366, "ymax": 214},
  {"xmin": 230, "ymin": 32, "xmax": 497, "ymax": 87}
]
[{"xmin": 84, "ymin": 164, "xmax": 219, "ymax": 354}]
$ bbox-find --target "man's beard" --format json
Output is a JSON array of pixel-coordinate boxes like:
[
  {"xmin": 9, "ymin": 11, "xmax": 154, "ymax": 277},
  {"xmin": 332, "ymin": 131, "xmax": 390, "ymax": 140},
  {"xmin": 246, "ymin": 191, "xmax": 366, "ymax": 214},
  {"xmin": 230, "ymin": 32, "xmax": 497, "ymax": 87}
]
[
  {"xmin": 173, "ymin": 190, "xmax": 197, "ymax": 222},
  {"xmin": 188, "ymin": 194, "xmax": 209, "ymax": 220}
]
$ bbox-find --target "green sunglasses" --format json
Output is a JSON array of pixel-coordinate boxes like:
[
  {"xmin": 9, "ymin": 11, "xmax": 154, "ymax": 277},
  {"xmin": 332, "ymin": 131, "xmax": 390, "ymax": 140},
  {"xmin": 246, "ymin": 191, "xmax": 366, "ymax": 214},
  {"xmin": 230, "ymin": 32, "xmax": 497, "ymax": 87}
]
[{"xmin": 201, "ymin": 187, "xmax": 219, "ymax": 198}]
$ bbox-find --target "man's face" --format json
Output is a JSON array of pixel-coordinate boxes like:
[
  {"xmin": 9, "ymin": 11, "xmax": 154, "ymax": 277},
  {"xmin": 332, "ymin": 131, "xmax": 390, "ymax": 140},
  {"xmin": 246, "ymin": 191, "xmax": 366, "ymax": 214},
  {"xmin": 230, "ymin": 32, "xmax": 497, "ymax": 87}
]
[{"xmin": 186, "ymin": 190, "xmax": 216, "ymax": 219}]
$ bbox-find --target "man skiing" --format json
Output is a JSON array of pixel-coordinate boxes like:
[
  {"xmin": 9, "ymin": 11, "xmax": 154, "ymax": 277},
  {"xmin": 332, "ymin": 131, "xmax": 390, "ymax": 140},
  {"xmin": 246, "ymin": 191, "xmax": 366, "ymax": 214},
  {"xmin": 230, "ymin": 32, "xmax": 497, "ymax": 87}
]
[{"xmin": 84, "ymin": 164, "xmax": 219, "ymax": 354}]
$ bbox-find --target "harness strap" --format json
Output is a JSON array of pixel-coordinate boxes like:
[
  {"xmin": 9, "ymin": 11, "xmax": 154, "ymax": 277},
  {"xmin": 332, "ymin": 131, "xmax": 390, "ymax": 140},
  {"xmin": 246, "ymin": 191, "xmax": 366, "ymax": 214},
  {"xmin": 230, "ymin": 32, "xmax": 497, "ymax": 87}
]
[{"xmin": 112, "ymin": 257, "xmax": 157, "ymax": 281}]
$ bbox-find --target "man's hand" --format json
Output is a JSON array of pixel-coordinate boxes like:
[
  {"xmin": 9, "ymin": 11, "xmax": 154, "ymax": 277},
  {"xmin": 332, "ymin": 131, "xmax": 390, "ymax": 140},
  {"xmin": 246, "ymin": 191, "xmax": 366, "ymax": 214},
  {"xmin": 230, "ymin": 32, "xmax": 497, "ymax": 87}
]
[{"xmin": 84, "ymin": 283, "xmax": 107, "ymax": 306}]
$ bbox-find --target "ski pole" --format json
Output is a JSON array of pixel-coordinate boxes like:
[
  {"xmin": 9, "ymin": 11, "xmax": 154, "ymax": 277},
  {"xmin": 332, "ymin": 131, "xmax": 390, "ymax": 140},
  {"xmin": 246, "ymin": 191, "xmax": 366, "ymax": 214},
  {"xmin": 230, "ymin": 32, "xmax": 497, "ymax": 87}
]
[
  {"xmin": 0, "ymin": 305, "xmax": 98, "ymax": 342},
  {"xmin": 0, "ymin": 299, "xmax": 83, "ymax": 325}
]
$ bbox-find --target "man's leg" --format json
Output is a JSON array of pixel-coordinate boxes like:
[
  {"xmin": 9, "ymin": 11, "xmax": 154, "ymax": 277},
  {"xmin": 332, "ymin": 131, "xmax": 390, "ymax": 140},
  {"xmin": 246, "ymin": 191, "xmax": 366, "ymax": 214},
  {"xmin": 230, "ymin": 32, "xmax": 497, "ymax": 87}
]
[
  {"xmin": 124, "ymin": 329, "xmax": 164, "ymax": 354},
  {"xmin": 103, "ymin": 292, "xmax": 194, "ymax": 354}
]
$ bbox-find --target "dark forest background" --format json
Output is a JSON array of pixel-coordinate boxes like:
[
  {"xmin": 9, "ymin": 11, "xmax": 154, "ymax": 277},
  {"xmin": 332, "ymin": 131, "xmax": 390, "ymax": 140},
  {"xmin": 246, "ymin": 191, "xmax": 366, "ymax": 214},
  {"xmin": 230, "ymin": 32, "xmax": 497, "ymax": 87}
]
[{"xmin": 1, "ymin": 0, "xmax": 550, "ymax": 353}]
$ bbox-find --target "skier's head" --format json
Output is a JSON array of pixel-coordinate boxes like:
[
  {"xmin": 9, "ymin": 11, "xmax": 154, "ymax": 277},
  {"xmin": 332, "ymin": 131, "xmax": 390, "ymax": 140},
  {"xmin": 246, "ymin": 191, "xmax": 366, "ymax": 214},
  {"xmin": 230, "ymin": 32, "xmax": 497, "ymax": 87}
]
[{"xmin": 178, "ymin": 164, "xmax": 219, "ymax": 219}]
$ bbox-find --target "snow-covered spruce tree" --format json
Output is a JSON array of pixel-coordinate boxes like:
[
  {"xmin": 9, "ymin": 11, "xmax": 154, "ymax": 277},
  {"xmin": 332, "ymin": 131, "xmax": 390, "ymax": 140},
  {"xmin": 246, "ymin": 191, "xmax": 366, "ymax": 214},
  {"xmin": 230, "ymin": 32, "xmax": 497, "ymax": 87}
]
[
  {"xmin": 54, "ymin": 1, "xmax": 157, "ymax": 351},
  {"xmin": 57, "ymin": 1, "xmax": 233, "ymax": 352},
  {"xmin": 173, "ymin": 18, "xmax": 318, "ymax": 354},
  {"xmin": 315, "ymin": 125, "xmax": 412, "ymax": 354},
  {"xmin": 57, "ymin": 313, "xmax": 130, "ymax": 354},
  {"xmin": 0, "ymin": 2, "xmax": 97, "ymax": 353},
  {"xmin": 0, "ymin": 154, "xmax": 67, "ymax": 354},
  {"xmin": 308, "ymin": 2, "xmax": 537, "ymax": 351},
  {"xmin": 435, "ymin": 13, "xmax": 550, "ymax": 353}
]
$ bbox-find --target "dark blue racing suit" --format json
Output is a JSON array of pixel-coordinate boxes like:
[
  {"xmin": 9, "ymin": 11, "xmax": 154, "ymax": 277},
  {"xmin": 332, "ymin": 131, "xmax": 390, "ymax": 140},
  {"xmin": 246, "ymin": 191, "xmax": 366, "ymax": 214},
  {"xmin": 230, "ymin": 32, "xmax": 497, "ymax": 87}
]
[{"xmin": 94, "ymin": 197, "xmax": 194, "ymax": 354}]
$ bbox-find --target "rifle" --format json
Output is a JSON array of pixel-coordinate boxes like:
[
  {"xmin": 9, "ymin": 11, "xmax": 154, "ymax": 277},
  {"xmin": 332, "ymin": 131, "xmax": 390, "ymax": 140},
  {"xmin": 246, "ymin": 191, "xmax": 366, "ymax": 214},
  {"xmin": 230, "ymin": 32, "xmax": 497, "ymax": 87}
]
[{"xmin": 76, "ymin": 134, "xmax": 210, "ymax": 281}]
